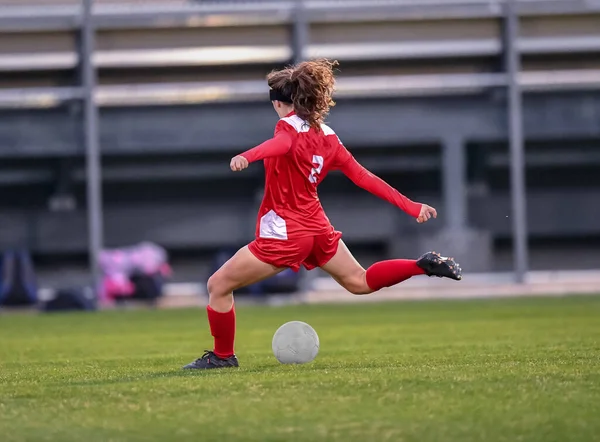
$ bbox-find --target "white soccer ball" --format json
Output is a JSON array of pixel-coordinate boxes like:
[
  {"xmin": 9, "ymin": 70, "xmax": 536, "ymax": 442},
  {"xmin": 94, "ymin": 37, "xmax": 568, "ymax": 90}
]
[{"xmin": 272, "ymin": 321, "xmax": 320, "ymax": 364}]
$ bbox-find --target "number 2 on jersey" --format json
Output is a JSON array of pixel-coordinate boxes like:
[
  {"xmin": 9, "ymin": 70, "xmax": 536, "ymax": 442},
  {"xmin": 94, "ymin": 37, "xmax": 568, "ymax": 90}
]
[{"xmin": 309, "ymin": 155, "xmax": 324, "ymax": 184}]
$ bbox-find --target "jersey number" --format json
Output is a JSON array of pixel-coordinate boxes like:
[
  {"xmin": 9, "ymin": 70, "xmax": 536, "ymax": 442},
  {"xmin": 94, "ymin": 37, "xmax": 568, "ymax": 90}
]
[{"xmin": 309, "ymin": 155, "xmax": 324, "ymax": 184}]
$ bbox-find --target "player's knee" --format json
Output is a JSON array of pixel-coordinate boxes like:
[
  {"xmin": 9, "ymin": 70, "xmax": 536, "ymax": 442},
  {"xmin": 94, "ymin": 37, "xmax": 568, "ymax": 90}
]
[
  {"xmin": 206, "ymin": 273, "xmax": 225, "ymax": 299},
  {"xmin": 206, "ymin": 273, "xmax": 234, "ymax": 311},
  {"xmin": 342, "ymin": 271, "xmax": 371, "ymax": 295},
  {"xmin": 347, "ymin": 284, "xmax": 371, "ymax": 295}
]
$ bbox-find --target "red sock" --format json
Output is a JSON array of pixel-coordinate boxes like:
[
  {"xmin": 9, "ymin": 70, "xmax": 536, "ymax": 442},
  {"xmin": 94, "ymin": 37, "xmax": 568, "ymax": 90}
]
[
  {"xmin": 365, "ymin": 259, "xmax": 425, "ymax": 291},
  {"xmin": 206, "ymin": 304, "xmax": 236, "ymax": 358}
]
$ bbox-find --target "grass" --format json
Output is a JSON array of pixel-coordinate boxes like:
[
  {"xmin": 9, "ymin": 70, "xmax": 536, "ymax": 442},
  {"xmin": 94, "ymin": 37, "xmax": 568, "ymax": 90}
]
[{"xmin": 1, "ymin": 295, "xmax": 600, "ymax": 442}]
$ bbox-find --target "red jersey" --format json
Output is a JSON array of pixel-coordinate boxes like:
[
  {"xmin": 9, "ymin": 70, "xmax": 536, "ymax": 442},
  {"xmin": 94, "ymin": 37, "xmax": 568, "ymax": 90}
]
[{"xmin": 239, "ymin": 112, "xmax": 422, "ymax": 241}]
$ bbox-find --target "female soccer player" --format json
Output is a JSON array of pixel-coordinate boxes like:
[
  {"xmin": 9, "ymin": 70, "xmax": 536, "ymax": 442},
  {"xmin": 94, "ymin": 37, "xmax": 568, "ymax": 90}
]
[{"xmin": 184, "ymin": 59, "xmax": 462, "ymax": 370}]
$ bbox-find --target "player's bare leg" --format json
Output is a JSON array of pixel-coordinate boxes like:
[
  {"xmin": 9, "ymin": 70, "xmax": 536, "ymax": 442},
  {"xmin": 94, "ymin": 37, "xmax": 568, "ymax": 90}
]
[
  {"xmin": 320, "ymin": 240, "xmax": 373, "ymax": 294},
  {"xmin": 207, "ymin": 245, "xmax": 283, "ymax": 312},
  {"xmin": 321, "ymin": 240, "xmax": 462, "ymax": 295},
  {"xmin": 183, "ymin": 246, "xmax": 284, "ymax": 370}
]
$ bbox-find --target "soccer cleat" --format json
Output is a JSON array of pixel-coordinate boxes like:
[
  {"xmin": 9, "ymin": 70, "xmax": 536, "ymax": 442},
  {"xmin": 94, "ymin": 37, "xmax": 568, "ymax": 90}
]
[
  {"xmin": 182, "ymin": 350, "xmax": 239, "ymax": 370},
  {"xmin": 416, "ymin": 251, "xmax": 462, "ymax": 281}
]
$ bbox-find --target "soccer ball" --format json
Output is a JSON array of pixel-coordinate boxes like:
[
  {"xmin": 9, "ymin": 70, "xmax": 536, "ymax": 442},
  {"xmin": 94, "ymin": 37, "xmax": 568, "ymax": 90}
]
[{"xmin": 272, "ymin": 321, "xmax": 319, "ymax": 364}]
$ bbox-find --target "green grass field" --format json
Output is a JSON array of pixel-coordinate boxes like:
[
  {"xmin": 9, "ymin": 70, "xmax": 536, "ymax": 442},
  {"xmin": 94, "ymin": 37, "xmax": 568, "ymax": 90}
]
[{"xmin": 1, "ymin": 296, "xmax": 600, "ymax": 442}]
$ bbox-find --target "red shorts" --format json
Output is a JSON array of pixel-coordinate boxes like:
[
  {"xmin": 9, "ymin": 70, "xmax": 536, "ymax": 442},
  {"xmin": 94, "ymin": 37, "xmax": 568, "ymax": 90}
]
[{"xmin": 248, "ymin": 229, "xmax": 342, "ymax": 272}]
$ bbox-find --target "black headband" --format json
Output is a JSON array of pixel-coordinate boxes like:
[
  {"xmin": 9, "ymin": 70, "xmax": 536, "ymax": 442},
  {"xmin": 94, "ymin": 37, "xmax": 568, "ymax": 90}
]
[{"xmin": 269, "ymin": 88, "xmax": 293, "ymax": 104}]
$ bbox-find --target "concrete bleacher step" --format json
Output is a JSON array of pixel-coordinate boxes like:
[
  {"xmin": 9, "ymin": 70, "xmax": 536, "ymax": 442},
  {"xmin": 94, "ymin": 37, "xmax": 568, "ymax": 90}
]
[
  {"xmin": 2, "ymin": 69, "xmax": 600, "ymax": 109},
  {"xmin": 3, "ymin": 35, "xmax": 600, "ymax": 73}
]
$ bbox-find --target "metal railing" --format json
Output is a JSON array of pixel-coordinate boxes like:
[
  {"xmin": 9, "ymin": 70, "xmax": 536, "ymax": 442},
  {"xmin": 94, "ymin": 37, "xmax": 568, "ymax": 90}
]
[{"xmin": 1, "ymin": 0, "xmax": 600, "ymax": 31}]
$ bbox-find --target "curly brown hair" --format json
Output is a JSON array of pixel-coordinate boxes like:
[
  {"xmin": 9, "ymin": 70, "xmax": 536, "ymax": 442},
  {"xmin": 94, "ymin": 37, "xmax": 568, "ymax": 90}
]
[{"xmin": 267, "ymin": 59, "xmax": 338, "ymax": 130}]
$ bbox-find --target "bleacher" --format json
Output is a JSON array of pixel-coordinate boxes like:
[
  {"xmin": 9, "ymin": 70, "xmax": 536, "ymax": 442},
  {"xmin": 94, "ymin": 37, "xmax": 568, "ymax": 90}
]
[{"xmin": 1, "ymin": 0, "xmax": 600, "ymax": 285}]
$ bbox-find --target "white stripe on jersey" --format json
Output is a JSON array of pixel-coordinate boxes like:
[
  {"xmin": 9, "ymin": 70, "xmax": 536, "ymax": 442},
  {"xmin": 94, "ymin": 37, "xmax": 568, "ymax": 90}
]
[
  {"xmin": 321, "ymin": 124, "xmax": 335, "ymax": 136},
  {"xmin": 281, "ymin": 115, "xmax": 310, "ymax": 133},
  {"xmin": 281, "ymin": 116, "xmax": 337, "ymax": 137}
]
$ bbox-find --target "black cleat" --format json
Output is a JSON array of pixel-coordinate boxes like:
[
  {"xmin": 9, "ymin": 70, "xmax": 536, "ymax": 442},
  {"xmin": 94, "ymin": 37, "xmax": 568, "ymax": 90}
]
[
  {"xmin": 182, "ymin": 350, "xmax": 239, "ymax": 370},
  {"xmin": 417, "ymin": 251, "xmax": 462, "ymax": 281}
]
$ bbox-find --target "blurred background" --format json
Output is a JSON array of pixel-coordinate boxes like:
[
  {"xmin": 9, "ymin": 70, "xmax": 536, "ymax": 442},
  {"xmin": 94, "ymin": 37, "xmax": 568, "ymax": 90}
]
[{"xmin": 1, "ymin": 0, "xmax": 600, "ymax": 310}]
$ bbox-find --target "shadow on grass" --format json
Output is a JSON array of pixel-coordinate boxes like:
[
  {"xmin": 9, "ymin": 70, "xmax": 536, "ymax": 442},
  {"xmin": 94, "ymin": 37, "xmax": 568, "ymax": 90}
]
[
  {"xmin": 52, "ymin": 359, "xmax": 426, "ymax": 388},
  {"xmin": 53, "ymin": 364, "xmax": 285, "ymax": 387}
]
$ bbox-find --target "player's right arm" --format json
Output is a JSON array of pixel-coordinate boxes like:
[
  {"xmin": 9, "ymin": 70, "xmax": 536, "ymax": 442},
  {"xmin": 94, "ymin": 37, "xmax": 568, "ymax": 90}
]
[
  {"xmin": 231, "ymin": 122, "xmax": 295, "ymax": 172},
  {"xmin": 333, "ymin": 141, "xmax": 436, "ymax": 223}
]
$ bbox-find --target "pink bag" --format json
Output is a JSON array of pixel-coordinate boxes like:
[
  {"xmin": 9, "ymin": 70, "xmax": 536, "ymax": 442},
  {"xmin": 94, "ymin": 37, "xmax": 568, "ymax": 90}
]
[{"xmin": 99, "ymin": 242, "xmax": 171, "ymax": 304}]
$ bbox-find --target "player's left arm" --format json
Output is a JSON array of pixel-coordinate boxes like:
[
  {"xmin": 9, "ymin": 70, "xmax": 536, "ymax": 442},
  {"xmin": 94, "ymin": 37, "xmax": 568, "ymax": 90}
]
[
  {"xmin": 334, "ymin": 144, "xmax": 436, "ymax": 223},
  {"xmin": 231, "ymin": 129, "xmax": 294, "ymax": 172}
]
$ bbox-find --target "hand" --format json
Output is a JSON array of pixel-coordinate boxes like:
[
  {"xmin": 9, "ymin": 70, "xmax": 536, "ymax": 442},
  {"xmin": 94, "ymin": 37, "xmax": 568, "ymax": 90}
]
[
  {"xmin": 417, "ymin": 204, "xmax": 437, "ymax": 224},
  {"xmin": 230, "ymin": 155, "xmax": 249, "ymax": 172}
]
